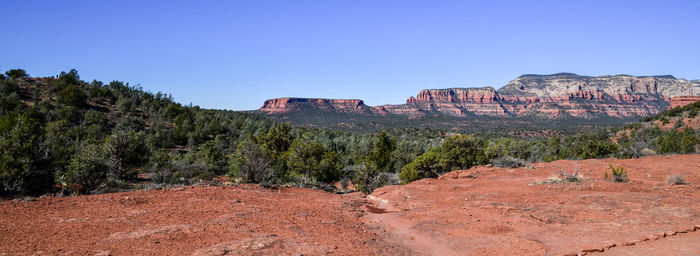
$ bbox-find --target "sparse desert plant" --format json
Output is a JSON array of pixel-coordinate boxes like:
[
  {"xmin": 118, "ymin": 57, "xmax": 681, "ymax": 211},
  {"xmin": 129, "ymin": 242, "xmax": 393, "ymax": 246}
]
[
  {"xmin": 492, "ymin": 156, "xmax": 528, "ymax": 168},
  {"xmin": 539, "ymin": 170, "xmax": 583, "ymax": 184},
  {"xmin": 666, "ymin": 174, "xmax": 686, "ymax": 185},
  {"xmin": 340, "ymin": 178, "xmax": 350, "ymax": 190},
  {"xmin": 288, "ymin": 174, "xmax": 318, "ymax": 188},
  {"xmin": 640, "ymin": 148, "xmax": 656, "ymax": 156},
  {"xmin": 673, "ymin": 118, "xmax": 684, "ymax": 129},
  {"xmin": 689, "ymin": 108, "xmax": 698, "ymax": 118},
  {"xmin": 661, "ymin": 117, "xmax": 670, "ymax": 125},
  {"xmin": 151, "ymin": 168, "xmax": 180, "ymax": 184},
  {"xmin": 604, "ymin": 164, "xmax": 627, "ymax": 182}
]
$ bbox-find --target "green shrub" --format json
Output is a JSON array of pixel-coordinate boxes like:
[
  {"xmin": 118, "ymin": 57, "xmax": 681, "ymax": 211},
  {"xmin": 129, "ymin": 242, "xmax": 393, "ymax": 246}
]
[
  {"xmin": 688, "ymin": 108, "xmax": 698, "ymax": 118},
  {"xmin": 656, "ymin": 130, "xmax": 682, "ymax": 154},
  {"xmin": 492, "ymin": 156, "xmax": 528, "ymax": 168},
  {"xmin": 366, "ymin": 131, "xmax": 396, "ymax": 172},
  {"xmin": 56, "ymin": 143, "xmax": 107, "ymax": 195},
  {"xmin": 57, "ymin": 69, "xmax": 80, "ymax": 86},
  {"xmin": 680, "ymin": 128, "xmax": 698, "ymax": 154},
  {"xmin": 0, "ymin": 111, "xmax": 52, "ymax": 195},
  {"xmin": 229, "ymin": 138, "xmax": 274, "ymax": 183},
  {"xmin": 351, "ymin": 164, "xmax": 394, "ymax": 193},
  {"xmin": 399, "ymin": 148, "xmax": 442, "ymax": 183},
  {"xmin": 57, "ymin": 86, "xmax": 88, "ymax": 107},
  {"xmin": 285, "ymin": 139, "xmax": 326, "ymax": 179},
  {"xmin": 0, "ymin": 80, "xmax": 21, "ymax": 114},
  {"xmin": 103, "ymin": 130, "xmax": 148, "ymax": 180},
  {"xmin": 5, "ymin": 69, "xmax": 29, "ymax": 79},
  {"xmin": 661, "ymin": 117, "xmax": 670, "ymax": 125},
  {"xmin": 399, "ymin": 135, "xmax": 487, "ymax": 184},
  {"xmin": 440, "ymin": 135, "xmax": 487, "ymax": 169},
  {"xmin": 194, "ymin": 140, "xmax": 228, "ymax": 175},
  {"xmin": 604, "ymin": 164, "xmax": 627, "ymax": 182},
  {"xmin": 673, "ymin": 118, "xmax": 684, "ymax": 129},
  {"xmin": 667, "ymin": 106, "xmax": 683, "ymax": 117}
]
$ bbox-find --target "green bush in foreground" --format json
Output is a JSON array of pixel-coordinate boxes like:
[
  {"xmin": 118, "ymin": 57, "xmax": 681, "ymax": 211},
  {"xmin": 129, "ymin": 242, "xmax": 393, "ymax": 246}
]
[
  {"xmin": 604, "ymin": 164, "xmax": 627, "ymax": 182},
  {"xmin": 399, "ymin": 135, "xmax": 487, "ymax": 184}
]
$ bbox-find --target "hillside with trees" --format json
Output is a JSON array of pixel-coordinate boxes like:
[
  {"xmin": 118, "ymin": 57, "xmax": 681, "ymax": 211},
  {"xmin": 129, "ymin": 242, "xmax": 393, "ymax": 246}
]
[{"xmin": 1, "ymin": 69, "xmax": 698, "ymax": 196}]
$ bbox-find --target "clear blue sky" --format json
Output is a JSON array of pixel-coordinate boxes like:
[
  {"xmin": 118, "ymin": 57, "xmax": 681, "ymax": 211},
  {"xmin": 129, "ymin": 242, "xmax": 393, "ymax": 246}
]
[{"xmin": 2, "ymin": 0, "xmax": 699, "ymax": 110}]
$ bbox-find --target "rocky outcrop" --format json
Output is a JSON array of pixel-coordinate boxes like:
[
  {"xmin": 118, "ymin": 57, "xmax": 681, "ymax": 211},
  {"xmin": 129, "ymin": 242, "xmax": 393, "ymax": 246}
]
[
  {"xmin": 392, "ymin": 74, "xmax": 698, "ymax": 119},
  {"xmin": 399, "ymin": 87, "xmax": 508, "ymax": 116},
  {"xmin": 259, "ymin": 98, "xmax": 373, "ymax": 115},
  {"xmin": 259, "ymin": 73, "xmax": 699, "ymax": 120},
  {"xmin": 669, "ymin": 96, "xmax": 700, "ymax": 109},
  {"xmin": 407, "ymin": 87, "xmax": 500, "ymax": 103}
]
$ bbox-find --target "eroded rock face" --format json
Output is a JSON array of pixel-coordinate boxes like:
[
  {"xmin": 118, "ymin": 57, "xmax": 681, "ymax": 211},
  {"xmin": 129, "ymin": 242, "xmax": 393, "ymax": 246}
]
[
  {"xmin": 669, "ymin": 96, "xmax": 700, "ymax": 109},
  {"xmin": 400, "ymin": 74, "xmax": 698, "ymax": 118},
  {"xmin": 259, "ymin": 73, "xmax": 700, "ymax": 120},
  {"xmin": 259, "ymin": 98, "xmax": 373, "ymax": 115}
]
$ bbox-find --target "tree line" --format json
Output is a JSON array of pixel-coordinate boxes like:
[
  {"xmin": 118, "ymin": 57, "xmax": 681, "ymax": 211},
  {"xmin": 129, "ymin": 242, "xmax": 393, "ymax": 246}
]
[{"xmin": 0, "ymin": 69, "xmax": 698, "ymax": 196}]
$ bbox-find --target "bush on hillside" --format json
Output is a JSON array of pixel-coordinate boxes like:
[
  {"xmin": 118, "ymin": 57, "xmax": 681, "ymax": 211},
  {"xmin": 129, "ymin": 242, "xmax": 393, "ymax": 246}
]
[
  {"xmin": 0, "ymin": 112, "xmax": 52, "ymax": 195},
  {"xmin": 5, "ymin": 69, "xmax": 29, "ymax": 79},
  {"xmin": 57, "ymin": 86, "xmax": 88, "ymax": 107}
]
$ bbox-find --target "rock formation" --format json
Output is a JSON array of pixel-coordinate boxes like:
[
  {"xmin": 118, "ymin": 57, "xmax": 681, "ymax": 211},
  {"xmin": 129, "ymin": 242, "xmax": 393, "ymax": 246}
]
[
  {"xmin": 258, "ymin": 73, "xmax": 700, "ymax": 120},
  {"xmin": 259, "ymin": 98, "xmax": 373, "ymax": 115},
  {"xmin": 669, "ymin": 96, "xmax": 700, "ymax": 109}
]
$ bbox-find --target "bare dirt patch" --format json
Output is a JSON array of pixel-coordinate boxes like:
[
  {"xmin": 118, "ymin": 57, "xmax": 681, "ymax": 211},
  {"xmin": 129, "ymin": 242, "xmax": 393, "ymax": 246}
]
[
  {"xmin": 365, "ymin": 154, "xmax": 700, "ymax": 255},
  {"xmin": 0, "ymin": 185, "xmax": 404, "ymax": 255}
]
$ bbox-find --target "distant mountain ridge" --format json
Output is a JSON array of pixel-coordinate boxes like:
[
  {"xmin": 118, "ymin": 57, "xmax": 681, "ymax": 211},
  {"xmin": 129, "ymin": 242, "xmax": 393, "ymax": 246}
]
[{"xmin": 258, "ymin": 73, "xmax": 700, "ymax": 128}]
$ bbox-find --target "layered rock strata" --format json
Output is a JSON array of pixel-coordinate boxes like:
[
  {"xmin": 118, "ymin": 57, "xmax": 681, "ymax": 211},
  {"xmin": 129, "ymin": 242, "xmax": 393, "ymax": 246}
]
[
  {"xmin": 669, "ymin": 96, "xmax": 700, "ymax": 109},
  {"xmin": 259, "ymin": 73, "xmax": 700, "ymax": 119},
  {"xmin": 260, "ymin": 98, "xmax": 373, "ymax": 115}
]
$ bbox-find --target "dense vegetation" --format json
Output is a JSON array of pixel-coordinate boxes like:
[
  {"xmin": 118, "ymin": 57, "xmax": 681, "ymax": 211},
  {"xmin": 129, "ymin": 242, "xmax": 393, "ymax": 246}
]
[
  {"xmin": 1, "ymin": 69, "xmax": 698, "ymax": 196},
  {"xmin": 0, "ymin": 69, "xmax": 445, "ymax": 195},
  {"xmin": 396, "ymin": 102, "xmax": 700, "ymax": 183},
  {"xmin": 264, "ymin": 109, "xmax": 630, "ymax": 135}
]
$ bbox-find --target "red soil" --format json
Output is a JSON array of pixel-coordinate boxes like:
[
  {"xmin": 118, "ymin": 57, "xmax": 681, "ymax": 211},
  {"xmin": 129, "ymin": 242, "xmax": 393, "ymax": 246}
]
[
  {"xmin": 0, "ymin": 185, "xmax": 404, "ymax": 255},
  {"xmin": 366, "ymin": 154, "xmax": 700, "ymax": 255},
  {"xmin": 1, "ymin": 154, "xmax": 699, "ymax": 255}
]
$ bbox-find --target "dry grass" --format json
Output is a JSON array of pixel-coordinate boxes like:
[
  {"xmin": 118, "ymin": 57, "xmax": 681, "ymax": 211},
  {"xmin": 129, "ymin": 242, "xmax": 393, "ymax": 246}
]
[
  {"xmin": 539, "ymin": 170, "xmax": 584, "ymax": 184},
  {"xmin": 666, "ymin": 174, "xmax": 687, "ymax": 185}
]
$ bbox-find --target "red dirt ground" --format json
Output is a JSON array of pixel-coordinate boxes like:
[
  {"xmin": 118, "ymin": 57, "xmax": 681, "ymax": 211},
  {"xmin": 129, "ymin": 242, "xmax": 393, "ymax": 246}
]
[
  {"xmin": 1, "ymin": 154, "xmax": 699, "ymax": 255},
  {"xmin": 366, "ymin": 154, "xmax": 700, "ymax": 255},
  {"xmin": 0, "ymin": 185, "xmax": 406, "ymax": 255}
]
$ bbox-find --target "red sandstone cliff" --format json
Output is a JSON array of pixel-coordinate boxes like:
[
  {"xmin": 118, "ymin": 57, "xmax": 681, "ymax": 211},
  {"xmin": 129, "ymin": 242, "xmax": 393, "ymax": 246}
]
[
  {"xmin": 669, "ymin": 96, "xmax": 700, "ymax": 109},
  {"xmin": 258, "ymin": 73, "xmax": 700, "ymax": 120},
  {"xmin": 259, "ymin": 98, "xmax": 373, "ymax": 115}
]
